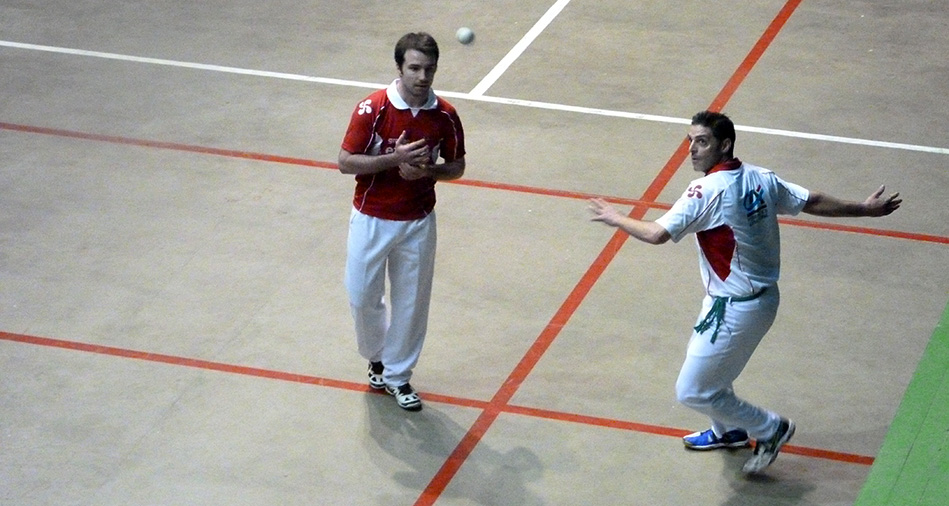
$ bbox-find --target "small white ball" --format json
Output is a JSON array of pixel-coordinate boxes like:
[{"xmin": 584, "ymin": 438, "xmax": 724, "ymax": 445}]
[{"xmin": 456, "ymin": 27, "xmax": 475, "ymax": 45}]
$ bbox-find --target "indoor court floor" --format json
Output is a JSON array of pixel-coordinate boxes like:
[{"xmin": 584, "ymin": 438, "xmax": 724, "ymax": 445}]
[{"xmin": 2, "ymin": 1, "xmax": 947, "ymax": 505}]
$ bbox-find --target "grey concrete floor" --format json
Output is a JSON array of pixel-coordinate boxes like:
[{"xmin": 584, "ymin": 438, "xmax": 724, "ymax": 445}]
[{"xmin": 2, "ymin": 1, "xmax": 947, "ymax": 505}]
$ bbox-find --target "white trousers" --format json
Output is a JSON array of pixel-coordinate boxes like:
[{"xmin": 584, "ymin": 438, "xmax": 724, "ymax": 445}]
[
  {"xmin": 675, "ymin": 286, "xmax": 781, "ymax": 439},
  {"xmin": 345, "ymin": 208, "xmax": 436, "ymax": 387}
]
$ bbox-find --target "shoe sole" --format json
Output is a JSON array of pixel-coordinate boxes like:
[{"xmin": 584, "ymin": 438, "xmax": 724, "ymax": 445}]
[{"xmin": 684, "ymin": 440, "xmax": 751, "ymax": 451}]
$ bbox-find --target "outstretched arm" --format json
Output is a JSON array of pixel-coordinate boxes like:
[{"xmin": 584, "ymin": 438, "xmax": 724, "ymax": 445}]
[
  {"xmin": 588, "ymin": 198, "xmax": 671, "ymax": 244},
  {"xmin": 802, "ymin": 185, "xmax": 902, "ymax": 217}
]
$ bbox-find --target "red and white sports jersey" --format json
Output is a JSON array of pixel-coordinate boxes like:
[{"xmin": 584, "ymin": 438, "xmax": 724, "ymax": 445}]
[
  {"xmin": 656, "ymin": 160, "xmax": 810, "ymax": 298},
  {"xmin": 341, "ymin": 80, "xmax": 465, "ymax": 221}
]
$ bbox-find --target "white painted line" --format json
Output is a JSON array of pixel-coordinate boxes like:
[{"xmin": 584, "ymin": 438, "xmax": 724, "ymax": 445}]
[
  {"xmin": 736, "ymin": 125, "xmax": 949, "ymax": 155},
  {"xmin": 0, "ymin": 40, "xmax": 384, "ymax": 91},
  {"xmin": 2, "ymin": 39, "xmax": 947, "ymax": 155},
  {"xmin": 444, "ymin": 93, "xmax": 949, "ymax": 155},
  {"xmin": 440, "ymin": 91, "xmax": 690, "ymax": 124},
  {"xmin": 468, "ymin": 0, "xmax": 572, "ymax": 97}
]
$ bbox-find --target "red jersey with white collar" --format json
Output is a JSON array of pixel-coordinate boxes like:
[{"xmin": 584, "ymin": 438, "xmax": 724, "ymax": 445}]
[
  {"xmin": 655, "ymin": 160, "xmax": 810, "ymax": 298},
  {"xmin": 341, "ymin": 80, "xmax": 465, "ymax": 220}
]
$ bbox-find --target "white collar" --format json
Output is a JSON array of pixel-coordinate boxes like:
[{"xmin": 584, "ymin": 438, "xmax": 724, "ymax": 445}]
[{"xmin": 387, "ymin": 79, "xmax": 438, "ymax": 112}]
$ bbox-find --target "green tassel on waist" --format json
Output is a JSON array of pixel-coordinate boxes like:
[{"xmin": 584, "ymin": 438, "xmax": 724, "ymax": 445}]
[{"xmin": 693, "ymin": 288, "xmax": 768, "ymax": 344}]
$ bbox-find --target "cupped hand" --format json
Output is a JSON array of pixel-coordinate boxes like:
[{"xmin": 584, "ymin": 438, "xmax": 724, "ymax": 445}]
[
  {"xmin": 864, "ymin": 185, "xmax": 902, "ymax": 216},
  {"xmin": 399, "ymin": 163, "xmax": 432, "ymax": 180}
]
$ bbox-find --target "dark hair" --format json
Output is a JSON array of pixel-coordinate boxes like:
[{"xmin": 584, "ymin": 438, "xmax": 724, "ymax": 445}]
[
  {"xmin": 691, "ymin": 110, "xmax": 736, "ymax": 155},
  {"xmin": 394, "ymin": 32, "xmax": 439, "ymax": 69}
]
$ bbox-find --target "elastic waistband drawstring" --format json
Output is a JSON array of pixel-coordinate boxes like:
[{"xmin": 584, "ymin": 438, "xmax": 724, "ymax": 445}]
[{"xmin": 693, "ymin": 288, "xmax": 768, "ymax": 344}]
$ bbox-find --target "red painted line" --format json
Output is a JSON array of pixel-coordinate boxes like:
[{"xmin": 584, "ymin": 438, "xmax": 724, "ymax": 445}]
[
  {"xmin": 416, "ymin": 407, "xmax": 504, "ymax": 504},
  {"xmin": 707, "ymin": 0, "xmax": 804, "ymax": 112},
  {"xmin": 506, "ymin": 403, "xmax": 693, "ymax": 438},
  {"xmin": 779, "ymin": 217, "xmax": 949, "ymax": 244},
  {"xmin": 0, "ymin": 330, "xmax": 876, "ymax": 468},
  {"xmin": 453, "ymin": 178, "xmax": 643, "ymax": 204},
  {"xmin": 2, "ymin": 121, "xmax": 942, "ymax": 245},
  {"xmin": 505, "ymin": 404, "xmax": 874, "ymax": 466},
  {"xmin": 782, "ymin": 445, "xmax": 875, "ymax": 466},
  {"xmin": 416, "ymin": 392, "xmax": 490, "ymax": 410},
  {"xmin": 0, "ymin": 121, "xmax": 336, "ymax": 170},
  {"xmin": 0, "ymin": 331, "xmax": 362, "ymax": 392},
  {"xmin": 1, "ymin": 330, "xmax": 877, "ymax": 466}
]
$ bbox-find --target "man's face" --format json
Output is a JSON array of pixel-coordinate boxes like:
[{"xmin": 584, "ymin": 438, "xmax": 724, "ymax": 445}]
[
  {"xmin": 688, "ymin": 124, "xmax": 730, "ymax": 174},
  {"xmin": 398, "ymin": 49, "xmax": 437, "ymax": 104}
]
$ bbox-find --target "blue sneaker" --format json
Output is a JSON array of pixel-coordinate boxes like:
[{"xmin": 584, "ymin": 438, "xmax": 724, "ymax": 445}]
[{"xmin": 683, "ymin": 428, "xmax": 750, "ymax": 450}]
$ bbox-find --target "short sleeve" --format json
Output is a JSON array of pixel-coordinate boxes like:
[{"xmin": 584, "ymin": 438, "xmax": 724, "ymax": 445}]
[
  {"xmin": 341, "ymin": 93, "xmax": 382, "ymax": 154},
  {"xmin": 773, "ymin": 176, "xmax": 810, "ymax": 216},
  {"xmin": 437, "ymin": 102, "xmax": 465, "ymax": 162},
  {"xmin": 655, "ymin": 181, "xmax": 723, "ymax": 243}
]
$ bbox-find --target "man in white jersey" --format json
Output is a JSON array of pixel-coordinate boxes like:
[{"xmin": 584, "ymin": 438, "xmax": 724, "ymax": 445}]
[{"xmin": 588, "ymin": 110, "xmax": 901, "ymax": 473}]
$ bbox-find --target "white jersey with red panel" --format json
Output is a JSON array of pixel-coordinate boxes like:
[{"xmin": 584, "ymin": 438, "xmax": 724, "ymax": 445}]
[
  {"xmin": 341, "ymin": 80, "xmax": 465, "ymax": 221},
  {"xmin": 655, "ymin": 161, "xmax": 809, "ymax": 298}
]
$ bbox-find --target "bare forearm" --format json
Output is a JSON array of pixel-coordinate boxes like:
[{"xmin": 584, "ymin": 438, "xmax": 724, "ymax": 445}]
[
  {"xmin": 615, "ymin": 217, "xmax": 670, "ymax": 244},
  {"xmin": 802, "ymin": 192, "xmax": 863, "ymax": 217},
  {"xmin": 430, "ymin": 158, "xmax": 465, "ymax": 181},
  {"xmin": 803, "ymin": 187, "xmax": 902, "ymax": 218},
  {"xmin": 337, "ymin": 149, "xmax": 399, "ymax": 175},
  {"xmin": 588, "ymin": 198, "xmax": 670, "ymax": 244}
]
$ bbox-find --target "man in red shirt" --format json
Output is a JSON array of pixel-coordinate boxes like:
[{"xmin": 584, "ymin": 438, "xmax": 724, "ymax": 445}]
[{"xmin": 338, "ymin": 32, "xmax": 466, "ymax": 411}]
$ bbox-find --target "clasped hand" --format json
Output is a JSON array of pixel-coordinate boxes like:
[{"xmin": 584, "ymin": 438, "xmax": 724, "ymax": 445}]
[{"xmin": 394, "ymin": 131, "xmax": 433, "ymax": 180}]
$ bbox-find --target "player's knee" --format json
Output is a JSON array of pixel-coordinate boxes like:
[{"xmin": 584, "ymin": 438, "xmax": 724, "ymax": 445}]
[
  {"xmin": 676, "ymin": 391, "xmax": 700, "ymax": 409},
  {"xmin": 676, "ymin": 382, "xmax": 713, "ymax": 409},
  {"xmin": 346, "ymin": 284, "xmax": 383, "ymax": 308}
]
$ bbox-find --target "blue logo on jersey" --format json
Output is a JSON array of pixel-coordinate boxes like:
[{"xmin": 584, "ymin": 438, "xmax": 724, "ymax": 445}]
[{"xmin": 743, "ymin": 186, "xmax": 769, "ymax": 225}]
